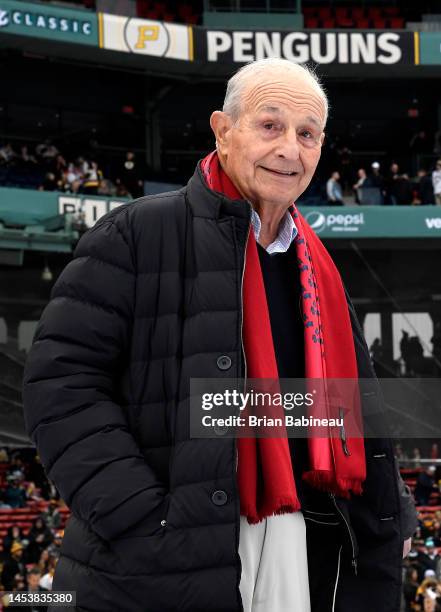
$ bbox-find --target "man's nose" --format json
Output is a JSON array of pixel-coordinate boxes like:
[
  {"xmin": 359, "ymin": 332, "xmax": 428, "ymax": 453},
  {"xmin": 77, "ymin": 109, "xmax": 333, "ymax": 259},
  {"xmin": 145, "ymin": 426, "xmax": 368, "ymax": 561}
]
[{"xmin": 275, "ymin": 129, "xmax": 301, "ymax": 160}]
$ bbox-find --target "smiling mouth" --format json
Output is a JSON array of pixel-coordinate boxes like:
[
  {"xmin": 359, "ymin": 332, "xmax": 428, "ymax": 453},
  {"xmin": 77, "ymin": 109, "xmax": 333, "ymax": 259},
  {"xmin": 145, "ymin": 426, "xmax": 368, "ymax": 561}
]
[{"xmin": 260, "ymin": 166, "xmax": 299, "ymax": 177}]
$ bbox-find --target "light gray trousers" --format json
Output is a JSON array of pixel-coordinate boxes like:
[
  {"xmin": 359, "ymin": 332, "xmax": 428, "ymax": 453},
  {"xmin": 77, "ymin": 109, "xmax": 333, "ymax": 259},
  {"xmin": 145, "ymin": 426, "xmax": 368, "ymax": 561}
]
[{"xmin": 238, "ymin": 512, "xmax": 311, "ymax": 612}]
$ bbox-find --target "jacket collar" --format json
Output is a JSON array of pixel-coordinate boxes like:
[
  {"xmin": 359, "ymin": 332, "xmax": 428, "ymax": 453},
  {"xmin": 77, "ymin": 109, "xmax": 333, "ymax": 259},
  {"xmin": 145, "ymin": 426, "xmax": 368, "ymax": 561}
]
[{"xmin": 185, "ymin": 160, "xmax": 251, "ymax": 221}]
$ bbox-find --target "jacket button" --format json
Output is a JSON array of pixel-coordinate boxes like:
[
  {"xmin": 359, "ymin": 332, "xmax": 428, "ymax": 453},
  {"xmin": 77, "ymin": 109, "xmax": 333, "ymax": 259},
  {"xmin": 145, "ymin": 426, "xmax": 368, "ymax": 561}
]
[
  {"xmin": 217, "ymin": 355, "xmax": 232, "ymax": 370},
  {"xmin": 211, "ymin": 490, "xmax": 228, "ymax": 506}
]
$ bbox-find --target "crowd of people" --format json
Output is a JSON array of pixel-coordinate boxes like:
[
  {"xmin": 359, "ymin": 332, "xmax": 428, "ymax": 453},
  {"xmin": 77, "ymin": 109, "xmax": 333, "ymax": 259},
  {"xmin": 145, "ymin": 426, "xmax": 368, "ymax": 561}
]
[
  {"xmin": 0, "ymin": 140, "xmax": 146, "ymax": 199},
  {"xmin": 0, "ymin": 449, "xmax": 64, "ymax": 610},
  {"xmin": 326, "ymin": 159, "xmax": 441, "ymax": 206}
]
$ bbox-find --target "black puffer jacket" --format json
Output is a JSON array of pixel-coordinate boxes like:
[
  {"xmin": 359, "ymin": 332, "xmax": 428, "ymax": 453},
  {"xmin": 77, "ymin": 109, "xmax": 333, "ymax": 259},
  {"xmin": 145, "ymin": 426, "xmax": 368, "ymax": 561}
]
[{"xmin": 23, "ymin": 163, "xmax": 417, "ymax": 612}]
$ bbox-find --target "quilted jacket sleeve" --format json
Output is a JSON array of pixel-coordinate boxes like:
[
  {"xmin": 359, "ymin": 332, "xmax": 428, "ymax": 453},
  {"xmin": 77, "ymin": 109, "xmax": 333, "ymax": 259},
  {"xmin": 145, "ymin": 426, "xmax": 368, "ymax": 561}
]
[{"xmin": 22, "ymin": 207, "xmax": 167, "ymax": 541}]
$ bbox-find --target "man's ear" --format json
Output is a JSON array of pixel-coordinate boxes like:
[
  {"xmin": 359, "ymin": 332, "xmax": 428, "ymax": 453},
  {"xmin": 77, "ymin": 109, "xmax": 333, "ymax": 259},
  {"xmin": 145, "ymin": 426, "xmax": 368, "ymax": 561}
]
[
  {"xmin": 320, "ymin": 131, "xmax": 326, "ymax": 146},
  {"xmin": 210, "ymin": 111, "xmax": 233, "ymax": 156}
]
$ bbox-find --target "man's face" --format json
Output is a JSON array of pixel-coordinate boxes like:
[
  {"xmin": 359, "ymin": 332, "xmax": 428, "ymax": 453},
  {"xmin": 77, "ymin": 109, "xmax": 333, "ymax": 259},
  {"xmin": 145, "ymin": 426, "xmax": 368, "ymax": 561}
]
[
  {"xmin": 210, "ymin": 70, "xmax": 326, "ymax": 209},
  {"xmin": 28, "ymin": 573, "xmax": 40, "ymax": 589}
]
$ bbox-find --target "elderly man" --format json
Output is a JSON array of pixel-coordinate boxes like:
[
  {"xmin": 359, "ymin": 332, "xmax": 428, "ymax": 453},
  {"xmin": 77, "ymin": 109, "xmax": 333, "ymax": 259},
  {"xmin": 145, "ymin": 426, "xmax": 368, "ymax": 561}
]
[{"xmin": 23, "ymin": 59, "xmax": 417, "ymax": 612}]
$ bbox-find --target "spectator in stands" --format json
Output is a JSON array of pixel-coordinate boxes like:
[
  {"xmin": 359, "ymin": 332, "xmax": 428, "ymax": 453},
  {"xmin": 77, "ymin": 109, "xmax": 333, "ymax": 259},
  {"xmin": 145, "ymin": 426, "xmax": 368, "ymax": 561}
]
[
  {"xmin": 35, "ymin": 140, "xmax": 59, "ymax": 164},
  {"xmin": 384, "ymin": 162, "xmax": 400, "ymax": 205},
  {"xmin": 39, "ymin": 499, "xmax": 61, "ymax": 530},
  {"xmin": 3, "ymin": 476, "xmax": 27, "ymax": 508},
  {"xmin": 415, "ymin": 466, "xmax": 437, "ymax": 506},
  {"xmin": 365, "ymin": 161, "xmax": 385, "ymax": 204},
  {"xmin": 38, "ymin": 172, "xmax": 59, "ymax": 192},
  {"xmin": 0, "ymin": 142, "xmax": 17, "ymax": 166},
  {"xmin": 79, "ymin": 161, "xmax": 103, "ymax": 195},
  {"xmin": 7, "ymin": 454, "xmax": 25, "ymax": 482},
  {"xmin": 116, "ymin": 151, "xmax": 144, "ymax": 198},
  {"xmin": 38, "ymin": 555, "xmax": 58, "ymax": 591},
  {"xmin": 352, "ymin": 168, "xmax": 367, "ymax": 204},
  {"xmin": 0, "ymin": 541, "xmax": 26, "ymax": 591},
  {"xmin": 25, "ymin": 481, "xmax": 44, "ymax": 504},
  {"xmin": 7, "ymin": 567, "xmax": 49, "ymax": 611},
  {"xmin": 326, "ymin": 170, "xmax": 344, "ymax": 204},
  {"xmin": 403, "ymin": 566, "xmax": 420, "ymax": 612},
  {"xmin": 2, "ymin": 525, "xmax": 26, "ymax": 558},
  {"xmin": 24, "ymin": 518, "xmax": 53, "ymax": 565},
  {"xmin": 46, "ymin": 530, "xmax": 63, "ymax": 560},
  {"xmin": 64, "ymin": 161, "xmax": 83, "ymax": 193},
  {"xmin": 336, "ymin": 144, "xmax": 353, "ymax": 192},
  {"xmin": 25, "ymin": 454, "xmax": 50, "ymax": 501},
  {"xmin": 432, "ymin": 160, "xmax": 441, "ymax": 206},
  {"xmin": 394, "ymin": 443, "xmax": 410, "ymax": 467},
  {"xmin": 393, "ymin": 173, "xmax": 414, "ymax": 205},
  {"xmin": 18, "ymin": 145, "xmax": 38, "ymax": 168},
  {"xmin": 417, "ymin": 168, "xmax": 435, "ymax": 205}
]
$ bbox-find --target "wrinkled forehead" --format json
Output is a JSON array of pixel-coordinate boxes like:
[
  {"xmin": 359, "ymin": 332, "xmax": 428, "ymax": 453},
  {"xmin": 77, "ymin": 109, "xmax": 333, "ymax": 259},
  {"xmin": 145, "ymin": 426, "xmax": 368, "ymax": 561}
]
[{"xmin": 240, "ymin": 72, "xmax": 326, "ymax": 128}]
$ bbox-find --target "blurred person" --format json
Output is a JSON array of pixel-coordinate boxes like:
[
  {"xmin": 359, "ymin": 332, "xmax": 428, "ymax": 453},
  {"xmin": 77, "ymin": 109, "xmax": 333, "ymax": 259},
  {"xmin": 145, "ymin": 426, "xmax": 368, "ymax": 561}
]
[
  {"xmin": 23, "ymin": 58, "xmax": 417, "ymax": 612},
  {"xmin": 0, "ymin": 447, "xmax": 9, "ymax": 462},
  {"xmin": 433, "ymin": 160, "xmax": 441, "ymax": 206},
  {"xmin": 46, "ymin": 531, "xmax": 63, "ymax": 560},
  {"xmin": 3, "ymin": 477, "xmax": 27, "ymax": 508},
  {"xmin": 39, "ymin": 556, "xmax": 58, "ymax": 591},
  {"xmin": 394, "ymin": 173, "xmax": 414, "ymax": 205},
  {"xmin": 7, "ymin": 567, "xmax": 49, "ymax": 612},
  {"xmin": 116, "ymin": 151, "xmax": 144, "ymax": 198},
  {"xmin": 0, "ymin": 142, "xmax": 17, "ymax": 165},
  {"xmin": 25, "ymin": 481, "xmax": 44, "ymax": 503},
  {"xmin": 19, "ymin": 145, "xmax": 38, "ymax": 167},
  {"xmin": 365, "ymin": 161, "xmax": 385, "ymax": 204},
  {"xmin": 24, "ymin": 518, "xmax": 53, "ymax": 565},
  {"xmin": 1, "ymin": 541, "xmax": 26, "ymax": 591},
  {"xmin": 79, "ymin": 161, "xmax": 103, "ymax": 195},
  {"xmin": 35, "ymin": 140, "xmax": 59, "ymax": 163},
  {"xmin": 413, "ymin": 447, "xmax": 423, "ymax": 469},
  {"xmin": 352, "ymin": 168, "xmax": 367, "ymax": 204},
  {"xmin": 326, "ymin": 170, "xmax": 344, "ymax": 204},
  {"xmin": 38, "ymin": 172, "xmax": 59, "ymax": 192},
  {"xmin": 385, "ymin": 162, "xmax": 400, "ymax": 205},
  {"xmin": 39, "ymin": 499, "xmax": 61, "ymax": 530},
  {"xmin": 415, "ymin": 467, "xmax": 437, "ymax": 506},
  {"xmin": 416, "ymin": 538, "xmax": 441, "ymax": 581},
  {"xmin": 336, "ymin": 144, "xmax": 353, "ymax": 191},
  {"xmin": 2, "ymin": 525, "xmax": 26, "ymax": 558},
  {"xmin": 403, "ymin": 566, "xmax": 420, "ymax": 612},
  {"xmin": 417, "ymin": 169, "xmax": 435, "ymax": 205}
]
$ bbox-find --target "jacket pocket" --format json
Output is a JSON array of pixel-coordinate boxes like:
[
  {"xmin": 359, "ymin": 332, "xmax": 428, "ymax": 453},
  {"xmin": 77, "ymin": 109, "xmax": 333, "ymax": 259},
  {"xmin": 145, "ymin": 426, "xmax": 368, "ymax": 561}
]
[{"xmin": 363, "ymin": 453, "xmax": 399, "ymax": 518}]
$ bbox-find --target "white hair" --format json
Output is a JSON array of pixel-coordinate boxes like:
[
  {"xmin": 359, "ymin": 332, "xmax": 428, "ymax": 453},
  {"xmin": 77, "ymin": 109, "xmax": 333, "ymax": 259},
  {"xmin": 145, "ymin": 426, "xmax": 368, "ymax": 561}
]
[{"xmin": 222, "ymin": 58, "xmax": 329, "ymax": 128}]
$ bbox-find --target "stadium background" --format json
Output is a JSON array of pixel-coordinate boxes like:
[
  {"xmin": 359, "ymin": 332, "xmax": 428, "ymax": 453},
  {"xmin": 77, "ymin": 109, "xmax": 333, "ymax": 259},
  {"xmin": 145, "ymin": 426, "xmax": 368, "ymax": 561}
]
[{"xmin": 0, "ymin": 0, "xmax": 440, "ymax": 609}]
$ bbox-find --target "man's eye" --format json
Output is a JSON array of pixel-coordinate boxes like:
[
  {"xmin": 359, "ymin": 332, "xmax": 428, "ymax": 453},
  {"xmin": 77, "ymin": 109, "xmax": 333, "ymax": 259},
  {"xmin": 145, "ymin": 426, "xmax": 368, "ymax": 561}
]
[
  {"xmin": 301, "ymin": 130, "xmax": 313, "ymax": 139},
  {"xmin": 263, "ymin": 123, "xmax": 275, "ymax": 130}
]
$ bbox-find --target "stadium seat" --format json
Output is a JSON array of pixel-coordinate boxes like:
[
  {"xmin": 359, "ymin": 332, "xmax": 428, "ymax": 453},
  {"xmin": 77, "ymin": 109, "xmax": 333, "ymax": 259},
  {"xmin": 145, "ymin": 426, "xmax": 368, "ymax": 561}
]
[
  {"xmin": 372, "ymin": 18, "xmax": 387, "ymax": 29},
  {"xmin": 335, "ymin": 7, "xmax": 348, "ymax": 19},
  {"xmin": 351, "ymin": 7, "xmax": 365, "ymax": 19},
  {"xmin": 390, "ymin": 17, "xmax": 405, "ymax": 28},
  {"xmin": 322, "ymin": 18, "xmax": 336, "ymax": 28},
  {"xmin": 305, "ymin": 17, "xmax": 319, "ymax": 28},
  {"xmin": 317, "ymin": 7, "xmax": 332, "ymax": 18},
  {"xmin": 384, "ymin": 6, "xmax": 400, "ymax": 16},
  {"xmin": 368, "ymin": 7, "xmax": 383, "ymax": 18},
  {"xmin": 335, "ymin": 17, "xmax": 355, "ymax": 28}
]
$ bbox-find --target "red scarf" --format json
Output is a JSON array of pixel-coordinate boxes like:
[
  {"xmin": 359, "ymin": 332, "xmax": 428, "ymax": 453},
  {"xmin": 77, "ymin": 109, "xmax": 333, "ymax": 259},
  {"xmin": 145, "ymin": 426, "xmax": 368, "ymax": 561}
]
[{"xmin": 201, "ymin": 151, "xmax": 366, "ymax": 524}]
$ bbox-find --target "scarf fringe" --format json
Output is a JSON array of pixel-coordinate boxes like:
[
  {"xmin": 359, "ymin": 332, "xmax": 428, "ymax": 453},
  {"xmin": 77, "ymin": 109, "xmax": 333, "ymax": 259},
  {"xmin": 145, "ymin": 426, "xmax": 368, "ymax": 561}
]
[
  {"xmin": 302, "ymin": 470, "xmax": 364, "ymax": 498},
  {"xmin": 243, "ymin": 497, "xmax": 302, "ymax": 525}
]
